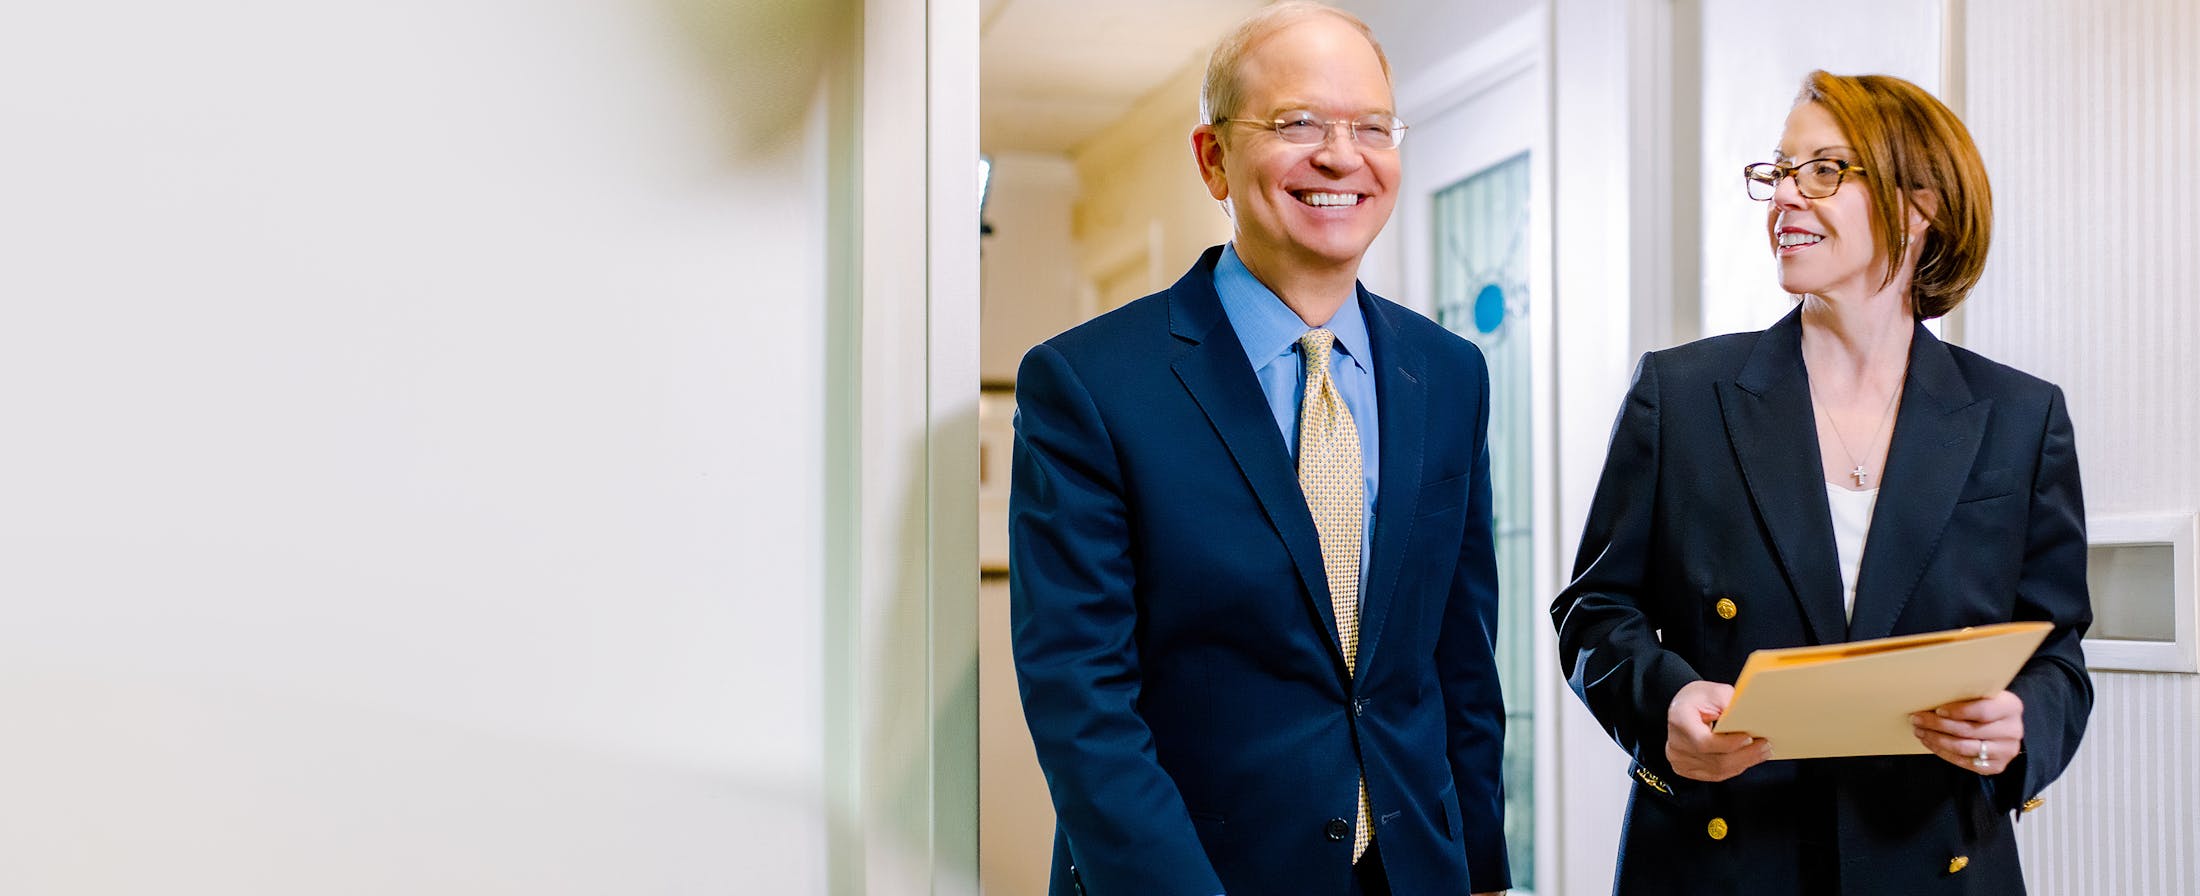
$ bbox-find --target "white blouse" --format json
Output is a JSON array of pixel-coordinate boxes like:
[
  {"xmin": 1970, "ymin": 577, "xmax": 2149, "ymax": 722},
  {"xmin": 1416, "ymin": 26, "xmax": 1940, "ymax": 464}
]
[{"xmin": 1825, "ymin": 482, "xmax": 1881, "ymax": 621}]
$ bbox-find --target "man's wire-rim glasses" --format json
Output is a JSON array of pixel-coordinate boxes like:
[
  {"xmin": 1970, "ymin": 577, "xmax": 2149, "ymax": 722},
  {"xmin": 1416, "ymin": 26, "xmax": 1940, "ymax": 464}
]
[{"xmin": 1213, "ymin": 110, "xmax": 1409, "ymax": 151}]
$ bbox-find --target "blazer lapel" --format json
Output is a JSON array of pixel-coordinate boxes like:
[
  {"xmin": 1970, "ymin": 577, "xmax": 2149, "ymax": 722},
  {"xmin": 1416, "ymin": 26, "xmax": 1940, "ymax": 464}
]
[
  {"xmin": 1165, "ymin": 254, "xmax": 1341, "ymax": 655},
  {"xmin": 1352, "ymin": 292, "xmax": 1426, "ymax": 667},
  {"xmin": 1716, "ymin": 309, "xmax": 1848, "ymax": 645},
  {"xmin": 1845, "ymin": 325, "xmax": 1991, "ymax": 641}
]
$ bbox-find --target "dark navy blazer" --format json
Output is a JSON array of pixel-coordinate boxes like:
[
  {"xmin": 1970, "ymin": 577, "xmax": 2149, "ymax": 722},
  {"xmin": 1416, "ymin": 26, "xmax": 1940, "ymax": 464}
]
[
  {"xmin": 1552, "ymin": 308, "xmax": 2093, "ymax": 895},
  {"xmin": 1010, "ymin": 247, "xmax": 1512, "ymax": 895}
]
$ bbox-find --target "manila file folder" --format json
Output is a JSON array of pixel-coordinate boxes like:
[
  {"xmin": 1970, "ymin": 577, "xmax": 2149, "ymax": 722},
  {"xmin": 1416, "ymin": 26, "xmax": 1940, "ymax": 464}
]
[{"xmin": 1711, "ymin": 621, "xmax": 2051, "ymax": 760}]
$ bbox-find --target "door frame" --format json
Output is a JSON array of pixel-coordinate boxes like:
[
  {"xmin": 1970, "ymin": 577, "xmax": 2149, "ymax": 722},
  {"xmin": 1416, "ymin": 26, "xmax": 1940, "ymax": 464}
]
[{"xmin": 826, "ymin": 0, "xmax": 981, "ymax": 893}]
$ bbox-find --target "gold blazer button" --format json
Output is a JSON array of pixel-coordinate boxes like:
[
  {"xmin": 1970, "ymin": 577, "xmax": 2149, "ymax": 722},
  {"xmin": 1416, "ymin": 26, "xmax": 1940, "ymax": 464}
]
[
  {"xmin": 1706, "ymin": 817, "xmax": 1729, "ymax": 840},
  {"xmin": 1949, "ymin": 856, "xmax": 1970, "ymax": 874},
  {"xmin": 1715, "ymin": 597, "xmax": 1738, "ymax": 620},
  {"xmin": 2022, "ymin": 797, "xmax": 2046, "ymax": 813}
]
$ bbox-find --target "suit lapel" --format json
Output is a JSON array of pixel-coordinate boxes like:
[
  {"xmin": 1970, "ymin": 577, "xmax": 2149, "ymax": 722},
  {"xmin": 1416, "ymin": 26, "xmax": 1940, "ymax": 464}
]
[
  {"xmin": 1352, "ymin": 292, "xmax": 1425, "ymax": 668},
  {"xmin": 1165, "ymin": 253, "xmax": 1341, "ymax": 655},
  {"xmin": 1716, "ymin": 309, "xmax": 1847, "ymax": 645},
  {"xmin": 1846, "ymin": 325, "xmax": 1990, "ymax": 640}
]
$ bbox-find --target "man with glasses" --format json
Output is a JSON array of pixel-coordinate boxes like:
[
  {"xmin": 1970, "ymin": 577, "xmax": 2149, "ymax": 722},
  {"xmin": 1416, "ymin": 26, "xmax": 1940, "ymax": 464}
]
[{"xmin": 1009, "ymin": 4, "xmax": 1510, "ymax": 895}]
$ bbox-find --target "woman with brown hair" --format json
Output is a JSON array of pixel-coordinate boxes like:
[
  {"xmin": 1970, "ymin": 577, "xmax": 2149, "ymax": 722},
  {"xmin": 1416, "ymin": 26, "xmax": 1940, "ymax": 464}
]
[{"xmin": 1552, "ymin": 70, "xmax": 2092, "ymax": 894}]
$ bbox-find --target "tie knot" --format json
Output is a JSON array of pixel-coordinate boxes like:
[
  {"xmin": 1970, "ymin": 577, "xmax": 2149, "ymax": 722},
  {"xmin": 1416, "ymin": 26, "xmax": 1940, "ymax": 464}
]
[{"xmin": 1299, "ymin": 329, "xmax": 1336, "ymax": 371}]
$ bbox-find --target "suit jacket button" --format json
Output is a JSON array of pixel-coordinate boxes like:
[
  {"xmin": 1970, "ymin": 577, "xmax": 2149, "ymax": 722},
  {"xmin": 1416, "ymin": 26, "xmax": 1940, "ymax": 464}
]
[
  {"xmin": 1714, "ymin": 597, "xmax": 1738, "ymax": 620},
  {"xmin": 1949, "ymin": 855, "xmax": 1970, "ymax": 874},
  {"xmin": 1706, "ymin": 817, "xmax": 1729, "ymax": 840},
  {"xmin": 2022, "ymin": 797, "xmax": 2046, "ymax": 813},
  {"xmin": 1325, "ymin": 818, "xmax": 1351, "ymax": 841}
]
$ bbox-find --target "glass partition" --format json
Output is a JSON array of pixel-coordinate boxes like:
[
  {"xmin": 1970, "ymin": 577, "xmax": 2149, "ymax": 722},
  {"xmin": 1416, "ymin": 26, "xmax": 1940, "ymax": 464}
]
[{"xmin": 1432, "ymin": 151, "xmax": 1536, "ymax": 888}]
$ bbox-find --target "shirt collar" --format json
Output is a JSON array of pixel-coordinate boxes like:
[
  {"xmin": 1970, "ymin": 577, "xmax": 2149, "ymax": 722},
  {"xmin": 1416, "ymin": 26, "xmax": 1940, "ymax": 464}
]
[{"xmin": 1213, "ymin": 243, "xmax": 1371, "ymax": 373}]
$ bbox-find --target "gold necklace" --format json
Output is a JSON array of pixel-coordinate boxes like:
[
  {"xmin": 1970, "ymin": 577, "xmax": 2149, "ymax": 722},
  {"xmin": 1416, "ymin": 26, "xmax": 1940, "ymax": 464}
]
[{"xmin": 1810, "ymin": 375, "xmax": 1902, "ymax": 488}]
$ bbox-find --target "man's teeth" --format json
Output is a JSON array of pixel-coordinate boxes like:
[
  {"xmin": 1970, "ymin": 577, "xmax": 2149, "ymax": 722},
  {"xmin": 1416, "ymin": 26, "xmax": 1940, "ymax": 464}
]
[
  {"xmin": 1779, "ymin": 232, "xmax": 1823, "ymax": 248},
  {"xmin": 1301, "ymin": 192, "xmax": 1359, "ymax": 207}
]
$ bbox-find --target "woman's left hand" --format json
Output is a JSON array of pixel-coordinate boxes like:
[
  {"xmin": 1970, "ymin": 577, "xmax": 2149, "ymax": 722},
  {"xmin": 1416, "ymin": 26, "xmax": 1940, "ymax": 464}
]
[{"xmin": 1912, "ymin": 690, "xmax": 2025, "ymax": 775}]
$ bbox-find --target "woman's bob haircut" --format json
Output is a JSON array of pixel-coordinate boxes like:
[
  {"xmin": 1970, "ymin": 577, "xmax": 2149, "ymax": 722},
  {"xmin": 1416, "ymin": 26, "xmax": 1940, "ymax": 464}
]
[{"xmin": 1796, "ymin": 70, "xmax": 1992, "ymax": 319}]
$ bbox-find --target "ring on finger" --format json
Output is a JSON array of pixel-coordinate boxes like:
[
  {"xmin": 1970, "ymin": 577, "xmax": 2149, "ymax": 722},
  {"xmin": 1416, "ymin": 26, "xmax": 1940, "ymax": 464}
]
[{"xmin": 1971, "ymin": 739, "xmax": 1991, "ymax": 769}]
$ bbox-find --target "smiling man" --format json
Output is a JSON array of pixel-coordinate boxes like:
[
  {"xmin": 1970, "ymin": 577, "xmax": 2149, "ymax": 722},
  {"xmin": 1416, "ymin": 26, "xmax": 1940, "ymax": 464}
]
[{"xmin": 1007, "ymin": 4, "xmax": 1511, "ymax": 895}]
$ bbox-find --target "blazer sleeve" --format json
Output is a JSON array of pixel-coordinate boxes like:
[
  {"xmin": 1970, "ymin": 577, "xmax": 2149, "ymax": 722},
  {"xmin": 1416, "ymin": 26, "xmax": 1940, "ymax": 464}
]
[
  {"xmin": 1436, "ymin": 347, "xmax": 1512, "ymax": 893},
  {"xmin": 1996, "ymin": 384, "xmax": 2094, "ymax": 814},
  {"xmin": 1007, "ymin": 343, "xmax": 1226, "ymax": 896},
  {"xmin": 1549, "ymin": 352, "xmax": 1705, "ymax": 778}
]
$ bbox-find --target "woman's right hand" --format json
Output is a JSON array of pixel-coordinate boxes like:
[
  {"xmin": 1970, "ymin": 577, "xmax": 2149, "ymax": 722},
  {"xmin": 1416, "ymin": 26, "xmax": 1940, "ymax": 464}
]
[{"xmin": 1665, "ymin": 680, "xmax": 1774, "ymax": 782}]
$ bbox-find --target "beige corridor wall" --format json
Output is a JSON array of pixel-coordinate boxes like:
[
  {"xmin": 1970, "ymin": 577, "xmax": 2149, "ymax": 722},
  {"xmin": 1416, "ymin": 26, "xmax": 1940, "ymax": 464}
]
[
  {"xmin": 978, "ymin": 33, "xmax": 1233, "ymax": 896},
  {"xmin": 1071, "ymin": 62, "xmax": 1235, "ymax": 312},
  {"xmin": 975, "ymin": 153, "xmax": 1079, "ymax": 896},
  {"xmin": 981, "ymin": 152, "xmax": 1085, "ymax": 384}
]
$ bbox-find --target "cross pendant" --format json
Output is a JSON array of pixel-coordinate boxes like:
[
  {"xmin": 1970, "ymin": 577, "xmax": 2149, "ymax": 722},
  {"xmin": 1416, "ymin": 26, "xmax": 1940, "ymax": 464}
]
[{"xmin": 1851, "ymin": 465, "xmax": 1869, "ymax": 488}]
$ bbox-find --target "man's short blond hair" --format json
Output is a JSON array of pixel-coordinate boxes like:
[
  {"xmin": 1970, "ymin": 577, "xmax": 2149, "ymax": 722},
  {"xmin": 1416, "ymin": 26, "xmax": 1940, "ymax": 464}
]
[{"xmin": 1200, "ymin": 1, "xmax": 1392, "ymax": 124}]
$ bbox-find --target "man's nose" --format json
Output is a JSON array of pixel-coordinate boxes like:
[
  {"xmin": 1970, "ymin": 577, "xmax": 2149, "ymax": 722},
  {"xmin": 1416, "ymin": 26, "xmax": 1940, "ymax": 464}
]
[{"xmin": 1311, "ymin": 124, "xmax": 1367, "ymax": 169}]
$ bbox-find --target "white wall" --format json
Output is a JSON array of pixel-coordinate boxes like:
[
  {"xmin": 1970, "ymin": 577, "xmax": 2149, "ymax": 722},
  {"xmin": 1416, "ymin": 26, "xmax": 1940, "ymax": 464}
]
[
  {"xmin": 1334, "ymin": 0, "xmax": 1540, "ymax": 300},
  {"xmin": 1342, "ymin": 0, "xmax": 1539, "ymax": 94},
  {"xmin": 1960, "ymin": 1, "xmax": 2200, "ymax": 891},
  {"xmin": 1545, "ymin": 5, "xmax": 1651, "ymax": 891},
  {"xmin": 0, "ymin": 1, "xmax": 975, "ymax": 892},
  {"xmin": 1693, "ymin": 0, "xmax": 1944, "ymax": 338}
]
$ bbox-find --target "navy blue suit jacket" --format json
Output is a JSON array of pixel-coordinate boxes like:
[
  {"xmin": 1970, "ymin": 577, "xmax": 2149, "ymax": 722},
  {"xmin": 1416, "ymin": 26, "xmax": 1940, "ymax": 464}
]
[
  {"xmin": 1552, "ymin": 308, "xmax": 2092, "ymax": 895},
  {"xmin": 1010, "ymin": 247, "xmax": 1512, "ymax": 895}
]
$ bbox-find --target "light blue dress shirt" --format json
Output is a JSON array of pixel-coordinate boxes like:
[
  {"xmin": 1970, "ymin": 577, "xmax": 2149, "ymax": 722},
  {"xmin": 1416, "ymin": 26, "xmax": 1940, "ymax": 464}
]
[{"xmin": 1213, "ymin": 244, "xmax": 1380, "ymax": 591}]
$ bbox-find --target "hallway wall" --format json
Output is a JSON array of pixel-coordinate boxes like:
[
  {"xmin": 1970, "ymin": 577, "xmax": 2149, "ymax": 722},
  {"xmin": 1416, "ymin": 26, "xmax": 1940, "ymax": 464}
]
[
  {"xmin": 1960, "ymin": 1, "xmax": 2200, "ymax": 890},
  {"xmin": 0, "ymin": 1, "xmax": 975, "ymax": 892}
]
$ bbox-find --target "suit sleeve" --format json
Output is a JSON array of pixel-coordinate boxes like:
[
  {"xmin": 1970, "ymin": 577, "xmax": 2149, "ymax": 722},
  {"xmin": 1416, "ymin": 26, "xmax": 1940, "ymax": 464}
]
[
  {"xmin": 1996, "ymin": 384, "xmax": 2094, "ymax": 814},
  {"xmin": 1437, "ymin": 346, "xmax": 1512, "ymax": 893},
  {"xmin": 1549, "ymin": 352, "xmax": 1705, "ymax": 778},
  {"xmin": 1007, "ymin": 343, "xmax": 1226, "ymax": 896}
]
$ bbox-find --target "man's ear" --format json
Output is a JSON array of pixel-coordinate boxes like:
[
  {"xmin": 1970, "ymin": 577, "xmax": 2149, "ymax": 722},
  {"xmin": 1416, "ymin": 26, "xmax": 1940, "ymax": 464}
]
[{"xmin": 1193, "ymin": 126, "xmax": 1230, "ymax": 201}]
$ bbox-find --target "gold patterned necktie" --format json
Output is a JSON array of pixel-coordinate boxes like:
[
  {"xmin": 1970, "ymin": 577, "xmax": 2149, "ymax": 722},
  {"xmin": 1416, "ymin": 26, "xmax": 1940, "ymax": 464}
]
[{"xmin": 1296, "ymin": 328, "xmax": 1371, "ymax": 863}]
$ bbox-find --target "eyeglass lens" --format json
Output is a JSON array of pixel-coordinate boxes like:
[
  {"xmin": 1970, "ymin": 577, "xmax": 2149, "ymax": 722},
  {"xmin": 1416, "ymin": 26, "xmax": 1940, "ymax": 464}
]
[
  {"xmin": 1273, "ymin": 114, "xmax": 1402, "ymax": 150},
  {"xmin": 1745, "ymin": 160, "xmax": 1849, "ymax": 200}
]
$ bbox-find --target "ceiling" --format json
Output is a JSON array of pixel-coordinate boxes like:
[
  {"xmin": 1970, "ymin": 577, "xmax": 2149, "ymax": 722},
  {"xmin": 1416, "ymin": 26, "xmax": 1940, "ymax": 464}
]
[{"xmin": 980, "ymin": 0, "xmax": 1269, "ymax": 155}]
